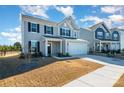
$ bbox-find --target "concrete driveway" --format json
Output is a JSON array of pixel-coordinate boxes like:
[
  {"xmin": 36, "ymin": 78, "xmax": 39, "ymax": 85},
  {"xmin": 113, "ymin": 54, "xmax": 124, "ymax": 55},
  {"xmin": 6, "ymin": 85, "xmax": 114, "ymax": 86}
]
[
  {"xmin": 63, "ymin": 55, "xmax": 124, "ymax": 87},
  {"xmin": 82, "ymin": 55, "xmax": 124, "ymax": 69}
]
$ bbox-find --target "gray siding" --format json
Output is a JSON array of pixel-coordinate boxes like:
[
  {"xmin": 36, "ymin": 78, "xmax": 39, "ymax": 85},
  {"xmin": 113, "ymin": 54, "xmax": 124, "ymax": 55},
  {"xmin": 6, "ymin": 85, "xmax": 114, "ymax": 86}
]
[
  {"xmin": 79, "ymin": 29, "xmax": 94, "ymax": 51},
  {"xmin": 119, "ymin": 31, "xmax": 124, "ymax": 50}
]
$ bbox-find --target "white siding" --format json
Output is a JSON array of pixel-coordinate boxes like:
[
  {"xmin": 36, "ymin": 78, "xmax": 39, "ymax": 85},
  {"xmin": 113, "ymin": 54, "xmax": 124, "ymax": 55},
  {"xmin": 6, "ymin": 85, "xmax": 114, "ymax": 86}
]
[{"xmin": 120, "ymin": 31, "xmax": 124, "ymax": 50}]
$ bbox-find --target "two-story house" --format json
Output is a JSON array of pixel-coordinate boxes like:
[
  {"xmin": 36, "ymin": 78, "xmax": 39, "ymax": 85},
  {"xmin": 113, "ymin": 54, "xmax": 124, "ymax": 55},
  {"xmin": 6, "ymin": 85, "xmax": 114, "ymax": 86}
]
[
  {"xmin": 80, "ymin": 22, "xmax": 120, "ymax": 52},
  {"xmin": 21, "ymin": 14, "xmax": 88, "ymax": 56}
]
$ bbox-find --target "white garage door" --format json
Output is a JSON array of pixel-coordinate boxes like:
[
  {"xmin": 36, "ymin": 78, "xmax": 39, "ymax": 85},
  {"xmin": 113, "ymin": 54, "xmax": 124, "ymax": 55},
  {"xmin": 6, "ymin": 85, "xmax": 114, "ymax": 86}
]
[{"xmin": 68, "ymin": 42, "xmax": 87, "ymax": 55}]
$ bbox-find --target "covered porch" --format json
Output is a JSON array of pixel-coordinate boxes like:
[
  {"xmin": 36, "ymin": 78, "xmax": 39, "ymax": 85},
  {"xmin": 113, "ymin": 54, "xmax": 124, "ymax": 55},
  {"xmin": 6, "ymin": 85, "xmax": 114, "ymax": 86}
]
[
  {"xmin": 42, "ymin": 37, "xmax": 62, "ymax": 56},
  {"xmin": 94, "ymin": 40, "xmax": 120, "ymax": 52}
]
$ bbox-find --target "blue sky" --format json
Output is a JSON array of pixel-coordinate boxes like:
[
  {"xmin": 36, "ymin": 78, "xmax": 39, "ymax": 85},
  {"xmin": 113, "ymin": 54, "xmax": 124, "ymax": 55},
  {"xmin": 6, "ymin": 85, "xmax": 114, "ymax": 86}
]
[{"xmin": 0, "ymin": 5, "xmax": 124, "ymax": 45}]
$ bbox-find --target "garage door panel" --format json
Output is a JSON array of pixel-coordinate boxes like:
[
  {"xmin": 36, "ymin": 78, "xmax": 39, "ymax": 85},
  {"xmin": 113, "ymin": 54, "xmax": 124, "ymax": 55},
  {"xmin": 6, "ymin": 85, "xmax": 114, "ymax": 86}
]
[{"xmin": 68, "ymin": 42, "xmax": 87, "ymax": 55}]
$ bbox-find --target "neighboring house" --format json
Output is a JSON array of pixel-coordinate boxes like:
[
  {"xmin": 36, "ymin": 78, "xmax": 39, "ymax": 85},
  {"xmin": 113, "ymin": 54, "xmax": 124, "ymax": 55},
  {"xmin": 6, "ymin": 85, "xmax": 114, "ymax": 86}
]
[
  {"xmin": 110, "ymin": 28, "xmax": 124, "ymax": 51},
  {"xmin": 21, "ymin": 14, "xmax": 88, "ymax": 56},
  {"xmin": 80, "ymin": 22, "xmax": 120, "ymax": 52}
]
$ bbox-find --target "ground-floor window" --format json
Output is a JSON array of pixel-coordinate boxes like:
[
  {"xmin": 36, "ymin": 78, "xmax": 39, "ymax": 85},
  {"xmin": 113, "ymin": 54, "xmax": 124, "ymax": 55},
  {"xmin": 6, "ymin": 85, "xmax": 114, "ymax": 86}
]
[
  {"xmin": 111, "ymin": 43, "xmax": 120, "ymax": 50},
  {"xmin": 28, "ymin": 40, "xmax": 40, "ymax": 53}
]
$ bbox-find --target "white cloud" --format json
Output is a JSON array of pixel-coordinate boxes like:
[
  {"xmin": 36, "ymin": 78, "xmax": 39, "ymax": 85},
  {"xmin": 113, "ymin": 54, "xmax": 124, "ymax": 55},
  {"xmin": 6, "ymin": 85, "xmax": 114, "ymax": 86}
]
[
  {"xmin": 108, "ymin": 14, "xmax": 124, "ymax": 23},
  {"xmin": 80, "ymin": 16, "xmax": 103, "ymax": 24},
  {"xmin": 80, "ymin": 14, "xmax": 124, "ymax": 28},
  {"xmin": 20, "ymin": 5, "xmax": 50, "ymax": 18},
  {"xmin": 55, "ymin": 6, "xmax": 74, "ymax": 17},
  {"xmin": 104, "ymin": 19, "xmax": 112, "ymax": 28},
  {"xmin": 0, "ymin": 26, "xmax": 21, "ymax": 43},
  {"xmin": 118, "ymin": 25, "xmax": 124, "ymax": 29},
  {"xmin": 101, "ymin": 6, "xmax": 122, "ymax": 14},
  {"xmin": 80, "ymin": 16, "xmax": 113, "ymax": 28}
]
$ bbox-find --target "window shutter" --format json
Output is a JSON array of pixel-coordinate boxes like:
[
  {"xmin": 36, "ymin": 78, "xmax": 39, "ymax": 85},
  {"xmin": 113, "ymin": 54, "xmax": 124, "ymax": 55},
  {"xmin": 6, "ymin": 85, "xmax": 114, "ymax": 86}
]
[
  {"xmin": 37, "ymin": 24, "xmax": 39, "ymax": 33},
  {"xmin": 60, "ymin": 28, "xmax": 62, "ymax": 35},
  {"xmin": 28, "ymin": 41, "xmax": 31, "ymax": 52},
  {"xmin": 69, "ymin": 30, "xmax": 71, "ymax": 36},
  {"xmin": 44, "ymin": 25, "xmax": 46, "ymax": 34},
  {"xmin": 28, "ymin": 22, "xmax": 31, "ymax": 32},
  {"xmin": 51, "ymin": 27, "xmax": 53, "ymax": 34},
  {"xmin": 37, "ymin": 41, "xmax": 40, "ymax": 52}
]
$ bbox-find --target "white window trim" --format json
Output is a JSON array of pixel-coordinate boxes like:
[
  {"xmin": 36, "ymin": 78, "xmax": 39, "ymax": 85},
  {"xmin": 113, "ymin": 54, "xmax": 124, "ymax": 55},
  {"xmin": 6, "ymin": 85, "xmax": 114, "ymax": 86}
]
[
  {"xmin": 73, "ymin": 31, "xmax": 79, "ymax": 38},
  {"xmin": 45, "ymin": 25, "xmax": 53, "ymax": 35},
  {"xmin": 30, "ymin": 22, "xmax": 38, "ymax": 33},
  {"xmin": 30, "ymin": 40, "xmax": 38, "ymax": 53},
  {"xmin": 60, "ymin": 27, "xmax": 71, "ymax": 37}
]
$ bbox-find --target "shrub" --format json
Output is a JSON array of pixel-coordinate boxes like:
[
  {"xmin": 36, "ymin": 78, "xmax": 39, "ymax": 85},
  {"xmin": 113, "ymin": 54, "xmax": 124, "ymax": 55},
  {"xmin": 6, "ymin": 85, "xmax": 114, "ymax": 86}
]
[
  {"xmin": 32, "ymin": 52, "xmax": 38, "ymax": 57},
  {"xmin": 113, "ymin": 52, "xmax": 117, "ymax": 56},
  {"xmin": 89, "ymin": 50, "xmax": 94, "ymax": 54},
  {"xmin": 101, "ymin": 49, "xmax": 105, "ymax": 53},
  {"xmin": 116, "ymin": 49, "xmax": 120, "ymax": 54},
  {"xmin": 27, "ymin": 52, "xmax": 43, "ymax": 58},
  {"xmin": 111, "ymin": 49, "xmax": 120, "ymax": 54},
  {"xmin": 65, "ymin": 52, "xmax": 70, "ymax": 57},
  {"xmin": 107, "ymin": 52, "xmax": 112, "ymax": 57},
  {"xmin": 38, "ymin": 52, "xmax": 43, "ymax": 57},
  {"xmin": 19, "ymin": 53, "xmax": 25, "ymax": 59},
  {"xmin": 57, "ymin": 52, "xmax": 63, "ymax": 57},
  {"xmin": 111, "ymin": 50, "xmax": 115, "ymax": 54},
  {"xmin": 57, "ymin": 52, "xmax": 70, "ymax": 57}
]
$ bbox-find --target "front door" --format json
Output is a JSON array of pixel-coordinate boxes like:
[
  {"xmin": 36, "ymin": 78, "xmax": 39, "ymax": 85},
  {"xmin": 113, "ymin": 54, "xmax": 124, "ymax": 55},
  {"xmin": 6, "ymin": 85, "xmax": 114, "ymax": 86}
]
[
  {"xmin": 47, "ymin": 43, "xmax": 52, "ymax": 56},
  {"xmin": 106, "ymin": 44, "xmax": 109, "ymax": 51}
]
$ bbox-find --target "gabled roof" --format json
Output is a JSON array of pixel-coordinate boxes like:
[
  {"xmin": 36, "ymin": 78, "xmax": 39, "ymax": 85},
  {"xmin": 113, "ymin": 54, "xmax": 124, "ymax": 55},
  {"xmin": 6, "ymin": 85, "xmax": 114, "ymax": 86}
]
[
  {"xmin": 80, "ymin": 27, "xmax": 92, "ymax": 31},
  {"xmin": 89, "ymin": 22, "xmax": 110, "ymax": 32},
  {"xmin": 57, "ymin": 16, "xmax": 80, "ymax": 30},
  {"xmin": 21, "ymin": 14, "xmax": 58, "ymax": 25},
  {"xmin": 22, "ymin": 14, "xmax": 79, "ymax": 30},
  {"xmin": 89, "ymin": 22, "xmax": 103, "ymax": 30},
  {"xmin": 110, "ymin": 28, "xmax": 124, "ymax": 31}
]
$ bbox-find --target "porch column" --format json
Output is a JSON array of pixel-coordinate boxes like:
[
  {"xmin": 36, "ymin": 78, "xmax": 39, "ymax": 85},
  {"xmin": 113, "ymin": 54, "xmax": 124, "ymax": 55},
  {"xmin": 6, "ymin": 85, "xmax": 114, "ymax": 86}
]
[
  {"xmin": 99, "ymin": 41, "xmax": 101, "ymax": 52},
  {"xmin": 60, "ymin": 40, "xmax": 62, "ymax": 53},
  {"xmin": 45, "ymin": 40, "xmax": 48, "ymax": 56},
  {"xmin": 111, "ymin": 42, "xmax": 113, "ymax": 51},
  {"xmin": 93, "ymin": 43, "xmax": 95, "ymax": 52}
]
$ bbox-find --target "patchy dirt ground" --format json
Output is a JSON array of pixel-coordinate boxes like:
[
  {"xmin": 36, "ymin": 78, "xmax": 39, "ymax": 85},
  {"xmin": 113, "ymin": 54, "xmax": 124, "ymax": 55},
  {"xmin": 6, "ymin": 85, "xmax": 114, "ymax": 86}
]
[
  {"xmin": 0, "ymin": 51, "xmax": 19, "ymax": 58},
  {"xmin": 0, "ymin": 56, "xmax": 59, "ymax": 79},
  {"xmin": 0, "ymin": 56, "xmax": 103, "ymax": 87},
  {"xmin": 114, "ymin": 74, "xmax": 124, "ymax": 87}
]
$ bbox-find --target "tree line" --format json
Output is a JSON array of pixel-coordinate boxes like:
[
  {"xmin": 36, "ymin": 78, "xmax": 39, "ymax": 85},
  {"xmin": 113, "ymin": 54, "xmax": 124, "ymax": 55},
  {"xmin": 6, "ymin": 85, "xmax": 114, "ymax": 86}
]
[{"xmin": 0, "ymin": 42, "xmax": 22, "ymax": 52}]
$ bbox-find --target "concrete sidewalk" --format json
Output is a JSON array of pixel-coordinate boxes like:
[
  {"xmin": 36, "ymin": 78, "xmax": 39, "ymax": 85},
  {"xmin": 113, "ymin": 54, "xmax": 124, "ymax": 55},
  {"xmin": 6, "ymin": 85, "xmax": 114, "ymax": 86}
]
[{"xmin": 63, "ymin": 66, "xmax": 124, "ymax": 87}]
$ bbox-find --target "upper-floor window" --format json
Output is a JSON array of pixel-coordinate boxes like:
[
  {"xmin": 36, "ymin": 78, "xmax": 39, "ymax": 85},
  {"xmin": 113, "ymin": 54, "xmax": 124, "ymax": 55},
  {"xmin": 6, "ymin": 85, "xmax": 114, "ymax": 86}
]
[
  {"xmin": 60, "ymin": 28, "xmax": 70, "ymax": 37},
  {"xmin": 44, "ymin": 25, "xmax": 53, "ymax": 35},
  {"xmin": 112, "ymin": 31, "xmax": 119, "ymax": 41},
  {"xmin": 97, "ymin": 31, "xmax": 104, "ymax": 39},
  {"xmin": 105, "ymin": 32, "xmax": 110, "ymax": 39},
  {"xmin": 31, "ymin": 23, "xmax": 37, "ymax": 32},
  {"xmin": 28, "ymin": 22, "xmax": 39, "ymax": 33},
  {"xmin": 73, "ymin": 31, "xmax": 78, "ymax": 38},
  {"xmin": 95, "ymin": 28, "xmax": 104, "ymax": 39}
]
